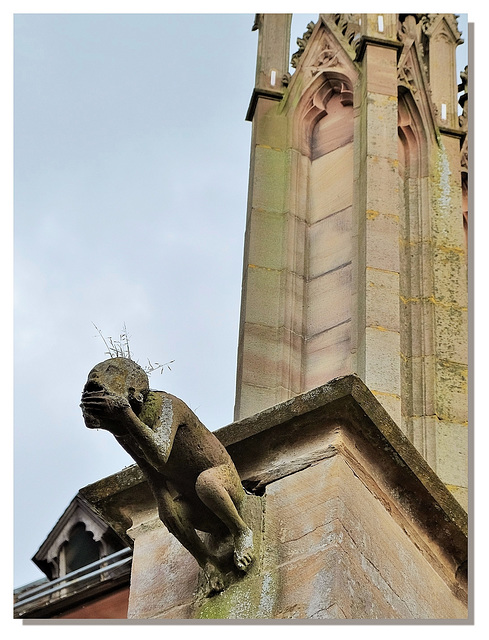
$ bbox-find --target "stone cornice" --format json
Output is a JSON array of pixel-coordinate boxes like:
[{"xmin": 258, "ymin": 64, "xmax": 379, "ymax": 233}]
[
  {"xmin": 245, "ymin": 88, "xmax": 285, "ymax": 122},
  {"xmin": 439, "ymin": 125, "xmax": 467, "ymax": 142},
  {"xmin": 355, "ymin": 35, "xmax": 404, "ymax": 62}
]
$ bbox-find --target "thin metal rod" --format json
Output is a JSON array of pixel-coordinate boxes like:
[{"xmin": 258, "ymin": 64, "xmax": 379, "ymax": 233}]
[{"xmin": 14, "ymin": 549, "xmax": 132, "ymax": 609}]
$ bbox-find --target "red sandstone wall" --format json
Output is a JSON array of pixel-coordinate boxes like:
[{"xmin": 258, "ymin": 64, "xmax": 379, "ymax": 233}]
[{"xmin": 55, "ymin": 586, "xmax": 129, "ymax": 619}]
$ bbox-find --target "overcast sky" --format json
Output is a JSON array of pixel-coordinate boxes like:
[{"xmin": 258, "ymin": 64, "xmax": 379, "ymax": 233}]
[{"xmin": 13, "ymin": 9, "xmax": 470, "ymax": 591}]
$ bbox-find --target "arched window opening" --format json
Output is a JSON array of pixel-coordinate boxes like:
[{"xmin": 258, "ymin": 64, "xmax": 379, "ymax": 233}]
[
  {"xmin": 63, "ymin": 522, "xmax": 101, "ymax": 575},
  {"xmin": 304, "ymin": 84, "xmax": 354, "ymax": 390},
  {"xmin": 397, "ymin": 90, "xmax": 435, "ymax": 465}
]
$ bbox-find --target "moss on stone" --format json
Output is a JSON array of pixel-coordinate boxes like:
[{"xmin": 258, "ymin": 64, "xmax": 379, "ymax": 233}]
[
  {"xmin": 197, "ymin": 570, "xmax": 278, "ymax": 619},
  {"xmin": 139, "ymin": 390, "xmax": 163, "ymax": 428}
]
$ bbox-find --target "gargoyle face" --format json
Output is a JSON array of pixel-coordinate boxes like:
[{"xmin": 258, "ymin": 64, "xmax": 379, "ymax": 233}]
[{"xmin": 83, "ymin": 357, "xmax": 149, "ymax": 413}]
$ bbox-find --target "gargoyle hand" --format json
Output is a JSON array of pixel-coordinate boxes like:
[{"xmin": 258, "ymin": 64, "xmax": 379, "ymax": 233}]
[{"xmin": 80, "ymin": 390, "xmax": 132, "ymax": 434}]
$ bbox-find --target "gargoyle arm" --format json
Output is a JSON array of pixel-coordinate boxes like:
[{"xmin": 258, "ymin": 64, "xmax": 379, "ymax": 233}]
[{"xmin": 117, "ymin": 395, "xmax": 180, "ymax": 469}]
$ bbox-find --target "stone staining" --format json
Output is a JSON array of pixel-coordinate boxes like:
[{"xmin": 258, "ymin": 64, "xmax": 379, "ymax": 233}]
[{"xmin": 81, "ymin": 357, "xmax": 255, "ymax": 595}]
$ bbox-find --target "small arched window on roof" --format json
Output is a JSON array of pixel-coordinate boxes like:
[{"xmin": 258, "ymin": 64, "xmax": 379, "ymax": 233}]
[
  {"xmin": 32, "ymin": 496, "xmax": 127, "ymax": 582},
  {"xmin": 61, "ymin": 522, "xmax": 101, "ymax": 576}
]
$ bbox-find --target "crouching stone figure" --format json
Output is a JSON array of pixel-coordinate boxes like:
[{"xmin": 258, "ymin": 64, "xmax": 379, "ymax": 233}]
[{"xmin": 80, "ymin": 357, "xmax": 254, "ymax": 595}]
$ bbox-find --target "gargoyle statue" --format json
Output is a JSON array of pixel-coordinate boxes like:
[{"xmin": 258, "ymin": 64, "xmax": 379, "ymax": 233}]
[{"xmin": 80, "ymin": 357, "xmax": 254, "ymax": 594}]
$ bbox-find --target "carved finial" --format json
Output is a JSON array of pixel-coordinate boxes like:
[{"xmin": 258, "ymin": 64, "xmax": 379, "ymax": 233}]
[
  {"xmin": 419, "ymin": 13, "xmax": 464, "ymax": 45},
  {"xmin": 451, "ymin": 14, "xmax": 465, "ymax": 44},
  {"xmin": 398, "ymin": 14, "xmax": 420, "ymax": 43},
  {"xmin": 290, "ymin": 20, "xmax": 316, "ymax": 69},
  {"xmin": 333, "ymin": 14, "xmax": 362, "ymax": 52}
]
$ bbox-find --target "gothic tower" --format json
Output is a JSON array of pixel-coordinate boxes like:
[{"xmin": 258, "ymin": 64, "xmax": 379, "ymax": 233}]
[{"xmin": 235, "ymin": 14, "xmax": 468, "ymax": 509}]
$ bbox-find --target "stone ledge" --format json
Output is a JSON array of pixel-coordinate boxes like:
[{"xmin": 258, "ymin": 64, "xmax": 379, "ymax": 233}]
[{"xmin": 246, "ymin": 87, "xmax": 285, "ymax": 122}]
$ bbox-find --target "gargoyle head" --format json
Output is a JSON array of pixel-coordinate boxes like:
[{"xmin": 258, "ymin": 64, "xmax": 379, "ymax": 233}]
[{"xmin": 83, "ymin": 357, "xmax": 150, "ymax": 420}]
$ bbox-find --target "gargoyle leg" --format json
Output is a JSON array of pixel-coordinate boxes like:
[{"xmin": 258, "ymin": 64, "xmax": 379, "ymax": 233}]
[
  {"xmin": 195, "ymin": 465, "xmax": 254, "ymax": 572},
  {"xmin": 153, "ymin": 486, "xmax": 225, "ymax": 594}
]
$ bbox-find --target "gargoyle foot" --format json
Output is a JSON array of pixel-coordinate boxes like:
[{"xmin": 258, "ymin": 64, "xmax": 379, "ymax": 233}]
[
  {"xmin": 203, "ymin": 560, "xmax": 225, "ymax": 597},
  {"xmin": 233, "ymin": 527, "xmax": 254, "ymax": 572}
]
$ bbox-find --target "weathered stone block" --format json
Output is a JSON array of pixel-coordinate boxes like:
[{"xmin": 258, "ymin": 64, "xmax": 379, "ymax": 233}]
[
  {"xmin": 247, "ymin": 208, "xmax": 287, "ymax": 271},
  {"xmin": 366, "ymin": 92, "xmax": 399, "ymax": 158},
  {"xmin": 366, "ymin": 267, "xmax": 400, "ymax": 332},
  {"xmin": 276, "ymin": 326, "xmax": 303, "ymax": 392},
  {"xmin": 236, "ymin": 322, "xmax": 304, "ymax": 417},
  {"xmin": 400, "ymin": 298, "xmax": 435, "ymax": 358},
  {"xmin": 430, "ymin": 143, "xmax": 465, "ymax": 248},
  {"xmin": 399, "ymin": 238, "xmax": 434, "ymax": 299},
  {"xmin": 236, "ymin": 383, "xmax": 279, "ymax": 421},
  {"xmin": 284, "ymin": 211, "xmax": 307, "ymax": 277},
  {"xmin": 126, "ymin": 518, "xmax": 199, "ymax": 619},
  {"xmin": 401, "ymin": 355, "xmax": 436, "ymax": 417},
  {"xmin": 251, "ymin": 146, "xmax": 288, "ymax": 213},
  {"xmin": 281, "ymin": 270, "xmax": 307, "ymax": 337},
  {"xmin": 238, "ymin": 322, "xmax": 279, "ymax": 388},
  {"xmin": 365, "ymin": 155, "xmax": 400, "ymax": 219},
  {"xmin": 363, "ymin": 326, "xmax": 401, "ymax": 397},
  {"xmin": 308, "ymin": 206, "xmax": 352, "ymax": 279},
  {"xmin": 242, "ymin": 267, "xmax": 304, "ymax": 335},
  {"xmin": 304, "ymin": 321, "xmax": 352, "ymax": 390},
  {"xmin": 306, "ymin": 265, "xmax": 351, "ymax": 338},
  {"xmin": 435, "ymin": 359, "xmax": 468, "ymax": 423},
  {"xmin": 366, "ymin": 220, "xmax": 400, "ymax": 277},
  {"xmin": 365, "ymin": 43, "xmax": 399, "ymax": 96},
  {"xmin": 400, "ymin": 176, "xmax": 432, "ymax": 243},
  {"xmin": 253, "ymin": 107, "xmax": 288, "ymax": 150},
  {"xmin": 435, "ymin": 421, "xmax": 469, "ymax": 489},
  {"xmin": 242, "ymin": 265, "xmax": 283, "ymax": 327},
  {"xmin": 264, "ymin": 454, "xmax": 466, "ymax": 619},
  {"xmin": 312, "ymin": 98, "xmax": 353, "ymax": 158},
  {"xmin": 434, "ymin": 303, "xmax": 468, "ymax": 365},
  {"xmin": 432, "ymin": 246, "xmax": 468, "ymax": 308},
  {"xmin": 287, "ymin": 149, "xmax": 310, "ymax": 220},
  {"xmin": 309, "ymin": 143, "xmax": 353, "ymax": 223}
]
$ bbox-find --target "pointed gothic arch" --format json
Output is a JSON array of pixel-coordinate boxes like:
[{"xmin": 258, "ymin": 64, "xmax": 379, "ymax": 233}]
[
  {"xmin": 397, "ymin": 88, "xmax": 436, "ymax": 464},
  {"xmin": 288, "ymin": 69, "xmax": 356, "ymax": 390},
  {"xmin": 292, "ymin": 69, "xmax": 354, "ymax": 158}
]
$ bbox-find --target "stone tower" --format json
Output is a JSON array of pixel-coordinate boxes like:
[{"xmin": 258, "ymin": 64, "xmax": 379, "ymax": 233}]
[{"xmin": 235, "ymin": 13, "xmax": 468, "ymax": 509}]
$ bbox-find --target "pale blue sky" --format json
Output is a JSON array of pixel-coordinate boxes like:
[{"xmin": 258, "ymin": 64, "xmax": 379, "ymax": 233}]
[{"xmin": 14, "ymin": 11, "xmax": 470, "ymax": 589}]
